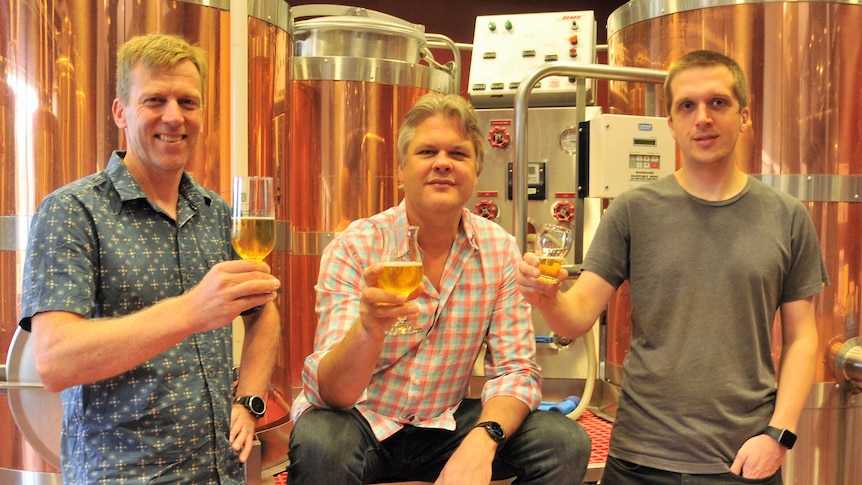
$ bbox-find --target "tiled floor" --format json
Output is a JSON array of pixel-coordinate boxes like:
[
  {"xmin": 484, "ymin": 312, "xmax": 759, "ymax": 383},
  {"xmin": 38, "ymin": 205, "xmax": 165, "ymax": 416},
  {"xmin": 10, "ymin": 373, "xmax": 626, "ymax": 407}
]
[{"xmin": 273, "ymin": 409, "xmax": 611, "ymax": 484}]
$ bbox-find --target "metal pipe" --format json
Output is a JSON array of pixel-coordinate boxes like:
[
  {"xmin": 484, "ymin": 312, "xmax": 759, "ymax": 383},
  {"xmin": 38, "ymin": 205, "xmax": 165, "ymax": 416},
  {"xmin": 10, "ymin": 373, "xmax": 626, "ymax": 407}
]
[
  {"xmin": 229, "ymin": 0, "xmax": 249, "ymax": 179},
  {"xmin": 425, "ymin": 34, "xmax": 461, "ymax": 94},
  {"xmin": 511, "ymin": 63, "xmax": 668, "ymax": 250}
]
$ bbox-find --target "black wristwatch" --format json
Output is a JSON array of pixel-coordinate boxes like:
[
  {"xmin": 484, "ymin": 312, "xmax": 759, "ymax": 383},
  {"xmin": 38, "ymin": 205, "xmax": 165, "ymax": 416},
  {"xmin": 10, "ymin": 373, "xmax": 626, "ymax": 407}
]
[
  {"xmin": 234, "ymin": 395, "xmax": 267, "ymax": 418},
  {"xmin": 474, "ymin": 421, "xmax": 506, "ymax": 444},
  {"xmin": 763, "ymin": 426, "xmax": 797, "ymax": 449}
]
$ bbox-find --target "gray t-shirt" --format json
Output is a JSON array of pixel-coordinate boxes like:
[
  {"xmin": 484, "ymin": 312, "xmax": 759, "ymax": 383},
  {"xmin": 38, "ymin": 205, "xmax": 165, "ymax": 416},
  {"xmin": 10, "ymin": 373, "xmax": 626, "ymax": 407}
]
[{"xmin": 583, "ymin": 174, "xmax": 828, "ymax": 474}]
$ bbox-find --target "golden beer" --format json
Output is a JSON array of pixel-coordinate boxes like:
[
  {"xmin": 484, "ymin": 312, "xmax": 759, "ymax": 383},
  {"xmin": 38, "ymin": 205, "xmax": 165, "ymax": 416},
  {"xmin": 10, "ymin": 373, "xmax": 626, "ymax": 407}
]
[
  {"xmin": 231, "ymin": 217, "xmax": 276, "ymax": 261},
  {"xmin": 379, "ymin": 262, "xmax": 423, "ymax": 296},
  {"xmin": 537, "ymin": 256, "xmax": 566, "ymax": 282}
]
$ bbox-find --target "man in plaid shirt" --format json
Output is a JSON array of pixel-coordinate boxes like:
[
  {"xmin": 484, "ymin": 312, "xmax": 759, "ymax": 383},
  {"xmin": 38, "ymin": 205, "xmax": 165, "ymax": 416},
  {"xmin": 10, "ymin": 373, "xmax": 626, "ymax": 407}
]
[{"xmin": 287, "ymin": 93, "xmax": 591, "ymax": 484}]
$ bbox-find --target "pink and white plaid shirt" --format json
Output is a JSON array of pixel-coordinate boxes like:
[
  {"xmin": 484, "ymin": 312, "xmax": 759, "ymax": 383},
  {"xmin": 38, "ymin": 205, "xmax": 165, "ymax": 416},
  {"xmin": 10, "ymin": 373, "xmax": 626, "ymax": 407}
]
[{"xmin": 291, "ymin": 202, "xmax": 542, "ymax": 441}]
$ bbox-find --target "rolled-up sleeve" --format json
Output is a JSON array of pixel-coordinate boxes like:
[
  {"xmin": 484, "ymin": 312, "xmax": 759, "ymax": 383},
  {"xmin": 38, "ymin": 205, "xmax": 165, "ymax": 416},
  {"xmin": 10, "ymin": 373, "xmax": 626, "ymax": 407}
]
[
  {"xmin": 293, "ymin": 224, "xmax": 373, "ymax": 414},
  {"xmin": 479, "ymin": 246, "xmax": 542, "ymax": 410}
]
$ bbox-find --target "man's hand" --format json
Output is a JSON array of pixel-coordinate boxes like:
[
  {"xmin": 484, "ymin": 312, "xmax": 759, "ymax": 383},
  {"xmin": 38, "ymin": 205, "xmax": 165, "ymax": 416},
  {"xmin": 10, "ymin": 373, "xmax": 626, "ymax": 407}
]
[
  {"xmin": 183, "ymin": 260, "xmax": 280, "ymax": 333},
  {"xmin": 516, "ymin": 252, "xmax": 567, "ymax": 306},
  {"xmin": 730, "ymin": 433, "xmax": 785, "ymax": 479},
  {"xmin": 230, "ymin": 404, "xmax": 259, "ymax": 463},
  {"xmin": 358, "ymin": 263, "xmax": 424, "ymax": 336},
  {"xmin": 434, "ymin": 428, "xmax": 496, "ymax": 485}
]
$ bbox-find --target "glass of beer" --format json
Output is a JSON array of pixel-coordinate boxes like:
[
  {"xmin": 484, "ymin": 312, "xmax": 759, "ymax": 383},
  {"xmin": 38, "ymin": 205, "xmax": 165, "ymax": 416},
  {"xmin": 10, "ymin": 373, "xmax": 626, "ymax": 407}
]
[
  {"xmin": 379, "ymin": 225, "xmax": 424, "ymax": 335},
  {"xmin": 231, "ymin": 176, "xmax": 276, "ymax": 261},
  {"xmin": 535, "ymin": 223, "xmax": 573, "ymax": 283}
]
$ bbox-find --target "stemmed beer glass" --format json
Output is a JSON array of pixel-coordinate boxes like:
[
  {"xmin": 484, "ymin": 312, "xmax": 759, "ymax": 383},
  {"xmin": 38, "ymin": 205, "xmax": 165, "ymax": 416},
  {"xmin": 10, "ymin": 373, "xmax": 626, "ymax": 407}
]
[
  {"xmin": 379, "ymin": 225, "xmax": 424, "ymax": 335},
  {"xmin": 231, "ymin": 176, "xmax": 276, "ymax": 261},
  {"xmin": 535, "ymin": 223, "xmax": 573, "ymax": 283}
]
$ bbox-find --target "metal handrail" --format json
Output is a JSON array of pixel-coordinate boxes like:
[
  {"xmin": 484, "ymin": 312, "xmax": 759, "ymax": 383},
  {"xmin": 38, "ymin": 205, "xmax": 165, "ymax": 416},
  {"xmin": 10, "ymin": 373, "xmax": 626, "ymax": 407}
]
[{"xmin": 511, "ymin": 62, "xmax": 668, "ymax": 251}]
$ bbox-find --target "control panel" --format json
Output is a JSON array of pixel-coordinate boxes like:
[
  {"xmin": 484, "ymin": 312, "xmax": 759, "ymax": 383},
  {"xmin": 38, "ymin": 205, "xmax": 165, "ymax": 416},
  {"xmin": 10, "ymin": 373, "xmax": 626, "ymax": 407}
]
[
  {"xmin": 467, "ymin": 106, "xmax": 602, "ymax": 252},
  {"xmin": 579, "ymin": 114, "xmax": 676, "ymax": 198},
  {"xmin": 468, "ymin": 11, "xmax": 597, "ymax": 108}
]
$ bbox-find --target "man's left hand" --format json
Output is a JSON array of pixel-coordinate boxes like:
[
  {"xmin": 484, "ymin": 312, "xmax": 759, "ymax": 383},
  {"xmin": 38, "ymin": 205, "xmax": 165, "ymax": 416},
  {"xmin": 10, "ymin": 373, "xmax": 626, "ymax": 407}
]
[
  {"xmin": 230, "ymin": 404, "xmax": 259, "ymax": 463},
  {"xmin": 730, "ymin": 433, "xmax": 785, "ymax": 479},
  {"xmin": 434, "ymin": 429, "xmax": 496, "ymax": 485}
]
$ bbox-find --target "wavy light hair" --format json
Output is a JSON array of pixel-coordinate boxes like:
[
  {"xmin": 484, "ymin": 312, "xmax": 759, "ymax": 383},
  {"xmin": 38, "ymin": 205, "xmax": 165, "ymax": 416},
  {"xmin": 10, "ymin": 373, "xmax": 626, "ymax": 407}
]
[{"xmin": 397, "ymin": 93, "xmax": 485, "ymax": 176}]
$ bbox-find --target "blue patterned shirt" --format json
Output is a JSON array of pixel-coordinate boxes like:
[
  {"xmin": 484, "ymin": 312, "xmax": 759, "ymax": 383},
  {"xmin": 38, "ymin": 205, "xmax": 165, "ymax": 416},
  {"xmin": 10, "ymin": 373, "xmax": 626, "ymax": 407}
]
[{"xmin": 19, "ymin": 152, "xmax": 242, "ymax": 484}]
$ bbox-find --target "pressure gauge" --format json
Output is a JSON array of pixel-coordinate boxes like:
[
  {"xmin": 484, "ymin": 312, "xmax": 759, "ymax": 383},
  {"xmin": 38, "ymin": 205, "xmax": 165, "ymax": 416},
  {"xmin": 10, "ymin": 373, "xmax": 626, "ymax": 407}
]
[{"xmin": 559, "ymin": 127, "xmax": 579, "ymax": 154}]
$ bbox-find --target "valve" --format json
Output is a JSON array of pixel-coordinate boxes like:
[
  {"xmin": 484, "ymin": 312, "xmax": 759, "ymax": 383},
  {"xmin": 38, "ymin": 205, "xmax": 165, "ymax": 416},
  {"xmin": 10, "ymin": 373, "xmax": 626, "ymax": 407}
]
[
  {"xmin": 473, "ymin": 200, "xmax": 499, "ymax": 221},
  {"xmin": 488, "ymin": 126, "xmax": 510, "ymax": 149},
  {"xmin": 552, "ymin": 200, "xmax": 575, "ymax": 223}
]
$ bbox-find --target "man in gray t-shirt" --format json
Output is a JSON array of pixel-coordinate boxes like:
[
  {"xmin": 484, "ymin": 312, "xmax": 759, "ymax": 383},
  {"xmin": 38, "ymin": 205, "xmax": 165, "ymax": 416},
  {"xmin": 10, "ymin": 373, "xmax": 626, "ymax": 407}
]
[{"xmin": 517, "ymin": 50, "xmax": 828, "ymax": 484}]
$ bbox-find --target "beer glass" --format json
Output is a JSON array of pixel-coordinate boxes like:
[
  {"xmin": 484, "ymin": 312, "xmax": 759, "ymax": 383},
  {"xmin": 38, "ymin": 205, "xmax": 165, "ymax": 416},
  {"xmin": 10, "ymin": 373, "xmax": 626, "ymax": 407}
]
[
  {"xmin": 231, "ymin": 176, "xmax": 276, "ymax": 261},
  {"xmin": 379, "ymin": 225, "xmax": 424, "ymax": 335},
  {"xmin": 535, "ymin": 223, "xmax": 573, "ymax": 283}
]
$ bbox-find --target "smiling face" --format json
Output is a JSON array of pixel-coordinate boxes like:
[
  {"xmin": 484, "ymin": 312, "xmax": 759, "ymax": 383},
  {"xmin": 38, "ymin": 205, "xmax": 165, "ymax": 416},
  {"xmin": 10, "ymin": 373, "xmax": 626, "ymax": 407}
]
[
  {"xmin": 111, "ymin": 60, "xmax": 203, "ymax": 176},
  {"xmin": 400, "ymin": 114, "xmax": 479, "ymax": 223},
  {"xmin": 667, "ymin": 65, "xmax": 750, "ymax": 169}
]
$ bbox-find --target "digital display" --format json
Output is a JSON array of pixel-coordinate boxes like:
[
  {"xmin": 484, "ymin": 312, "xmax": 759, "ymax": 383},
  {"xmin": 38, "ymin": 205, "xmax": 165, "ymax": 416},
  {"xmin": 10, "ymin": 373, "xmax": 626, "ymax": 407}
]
[{"xmin": 633, "ymin": 138, "xmax": 657, "ymax": 147}]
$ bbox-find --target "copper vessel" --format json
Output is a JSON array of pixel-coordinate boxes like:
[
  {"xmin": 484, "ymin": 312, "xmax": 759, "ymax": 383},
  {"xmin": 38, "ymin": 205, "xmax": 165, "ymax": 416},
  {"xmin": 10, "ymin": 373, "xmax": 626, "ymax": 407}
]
[
  {"xmin": 606, "ymin": 1, "xmax": 862, "ymax": 483},
  {"xmin": 0, "ymin": 0, "xmax": 290, "ymax": 480}
]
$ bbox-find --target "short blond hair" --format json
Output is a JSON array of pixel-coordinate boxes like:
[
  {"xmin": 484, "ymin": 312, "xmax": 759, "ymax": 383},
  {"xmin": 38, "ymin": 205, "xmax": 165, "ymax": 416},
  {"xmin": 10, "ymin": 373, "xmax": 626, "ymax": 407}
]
[{"xmin": 116, "ymin": 33, "xmax": 208, "ymax": 104}]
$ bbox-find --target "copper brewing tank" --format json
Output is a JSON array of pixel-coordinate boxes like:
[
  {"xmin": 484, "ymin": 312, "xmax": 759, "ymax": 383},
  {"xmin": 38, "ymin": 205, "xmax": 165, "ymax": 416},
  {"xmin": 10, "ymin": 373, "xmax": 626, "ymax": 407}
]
[
  {"xmin": 605, "ymin": 1, "xmax": 862, "ymax": 483},
  {"xmin": 284, "ymin": 5, "xmax": 457, "ymax": 391},
  {"xmin": 0, "ymin": 0, "xmax": 291, "ymax": 480}
]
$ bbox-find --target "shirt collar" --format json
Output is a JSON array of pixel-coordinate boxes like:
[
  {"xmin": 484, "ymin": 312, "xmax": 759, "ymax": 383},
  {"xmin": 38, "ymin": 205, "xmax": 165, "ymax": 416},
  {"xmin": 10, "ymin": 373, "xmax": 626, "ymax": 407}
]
[
  {"xmin": 105, "ymin": 151, "xmax": 212, "ymax": 210},
  {"xmin": 394, "ymin": 200, "xmax": 480, "ymax": 252}
]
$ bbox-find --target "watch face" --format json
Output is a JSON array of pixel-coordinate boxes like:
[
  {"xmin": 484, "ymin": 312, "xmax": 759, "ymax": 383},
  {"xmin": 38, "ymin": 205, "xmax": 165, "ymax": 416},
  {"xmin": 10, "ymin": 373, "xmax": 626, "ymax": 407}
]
[
  {"xmin": 488, "ymin": 423, "xmax": 505, "ymax": 440},
  {"xmin": 779, "ymin": 430, "xmax": 797, "ymax": 449},
  {"xmin": 765, "ymin": 426, "xmax": 796, "ymax": 449},
  {"xmin": 250, "ymin": 396, "xmax": 266, "ymax": 415},
  {"xmin": 477, "ymin": 421, "xmax": 506, "ymax": 442}
]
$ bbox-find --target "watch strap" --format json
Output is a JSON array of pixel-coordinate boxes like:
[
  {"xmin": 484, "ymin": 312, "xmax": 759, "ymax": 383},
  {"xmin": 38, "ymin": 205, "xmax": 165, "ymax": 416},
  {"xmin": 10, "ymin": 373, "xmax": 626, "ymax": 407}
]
[{"xmin": 234, "ymin": 395, "xmax": 266, "ymax": 418}]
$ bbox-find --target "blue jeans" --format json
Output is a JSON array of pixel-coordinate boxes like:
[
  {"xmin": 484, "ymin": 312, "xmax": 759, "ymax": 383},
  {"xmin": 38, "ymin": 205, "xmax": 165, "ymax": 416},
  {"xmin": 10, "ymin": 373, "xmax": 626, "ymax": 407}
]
[
  {"xmin": 287, "ymin": 398, "xmax": 590, "ymax": 484},
  {"xmin": 602, "ymin": 456, "xmax": 783, "ymax": 485}
]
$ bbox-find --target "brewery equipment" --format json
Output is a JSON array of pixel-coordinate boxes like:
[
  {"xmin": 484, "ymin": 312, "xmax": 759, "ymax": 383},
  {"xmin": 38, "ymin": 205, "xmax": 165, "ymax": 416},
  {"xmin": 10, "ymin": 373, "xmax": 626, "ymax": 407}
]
[
  {"xmin": 606, "ymin": 1, "xmax": 862, "ymax": 483},
  {"xmin": 284, "ymin": 4, "xmax": 458, "ymax": 393},
  {"xmin": 0, "ymin": 0, "xmax": 291, "ymax": 482},
  {"xmin": 465, "ymin": 11, "xmax": 673, "ymax": 481},
  {"xmin": 465, "ymin": 13, "xmax": 601, "ymax": 417}
]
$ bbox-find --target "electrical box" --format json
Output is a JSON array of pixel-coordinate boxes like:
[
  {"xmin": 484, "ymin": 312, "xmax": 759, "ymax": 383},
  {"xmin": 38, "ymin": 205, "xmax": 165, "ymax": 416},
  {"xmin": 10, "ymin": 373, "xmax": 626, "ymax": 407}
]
[
  {"xmin": 468, "ymin": 11, "xmax": 596, "ymax": 108},
  {"xmin": 580, "ymin": 114, "xmax": 676, "ymax": 198}
]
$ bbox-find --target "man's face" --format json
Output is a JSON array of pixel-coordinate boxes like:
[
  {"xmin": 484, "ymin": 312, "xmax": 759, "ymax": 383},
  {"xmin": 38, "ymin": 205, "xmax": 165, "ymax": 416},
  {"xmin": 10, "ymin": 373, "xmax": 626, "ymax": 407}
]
[
  {"xmin": 667, "ymin": 65, "xmax": 750, "ymax": 168},
  {"xmin": 400, "ymin": 114, "xmax": 479, "ymax": 219},
  {"xmin": 112, "ymin": 60, "xmax": 203, "ymax": 174}
]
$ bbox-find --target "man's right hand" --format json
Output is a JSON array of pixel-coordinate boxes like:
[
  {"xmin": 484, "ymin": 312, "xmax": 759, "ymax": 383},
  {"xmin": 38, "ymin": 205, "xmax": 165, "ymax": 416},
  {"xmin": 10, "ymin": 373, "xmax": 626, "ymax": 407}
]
[
  {"xmin": 358, "ymin": 263, "xmax": 423, "ymax": 337},
  {"xmin": 516, "ymin": 252, "xmax": 567, "ymax": 306},
  {"xmin": 185, "ymin": 260, "xmax": 280, "ymax": 333}
]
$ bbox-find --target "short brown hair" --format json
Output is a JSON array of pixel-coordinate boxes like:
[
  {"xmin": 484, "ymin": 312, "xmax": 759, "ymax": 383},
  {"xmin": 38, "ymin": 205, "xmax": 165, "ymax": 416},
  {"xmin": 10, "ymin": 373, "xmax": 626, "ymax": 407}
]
[{"xmin": 664, "ymin": 50, "xmax": 749, "ymax": 114}]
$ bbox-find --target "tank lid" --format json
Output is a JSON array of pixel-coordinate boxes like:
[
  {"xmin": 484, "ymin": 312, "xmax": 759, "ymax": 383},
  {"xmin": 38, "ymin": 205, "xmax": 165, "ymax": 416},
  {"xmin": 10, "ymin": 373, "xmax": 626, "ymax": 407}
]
[
  {"xmin": 294, "ymin": 17, "xmax": 425, "ymax": 42},
  {"xmin": 608, "ymin": 0, "xmax": 862, "ymax": 38},
  {"xmin": 294, "ymin": 15, "xmax": 425, "ymax": 42},
  {"xmin": 292, "ymin": 5, "xmax": 425, "ymax": 42}
]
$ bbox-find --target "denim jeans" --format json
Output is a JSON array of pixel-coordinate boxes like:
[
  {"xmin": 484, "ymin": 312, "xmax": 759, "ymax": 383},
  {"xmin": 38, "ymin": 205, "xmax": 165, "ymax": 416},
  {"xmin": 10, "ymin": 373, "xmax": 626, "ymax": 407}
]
[
  {"xmin": 287, "ymin": 398, "xmax": 590, "ymax": 484},
  {"xmin": 601, "ymin": 456, "xmax": 783, "ymax": 485}
]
